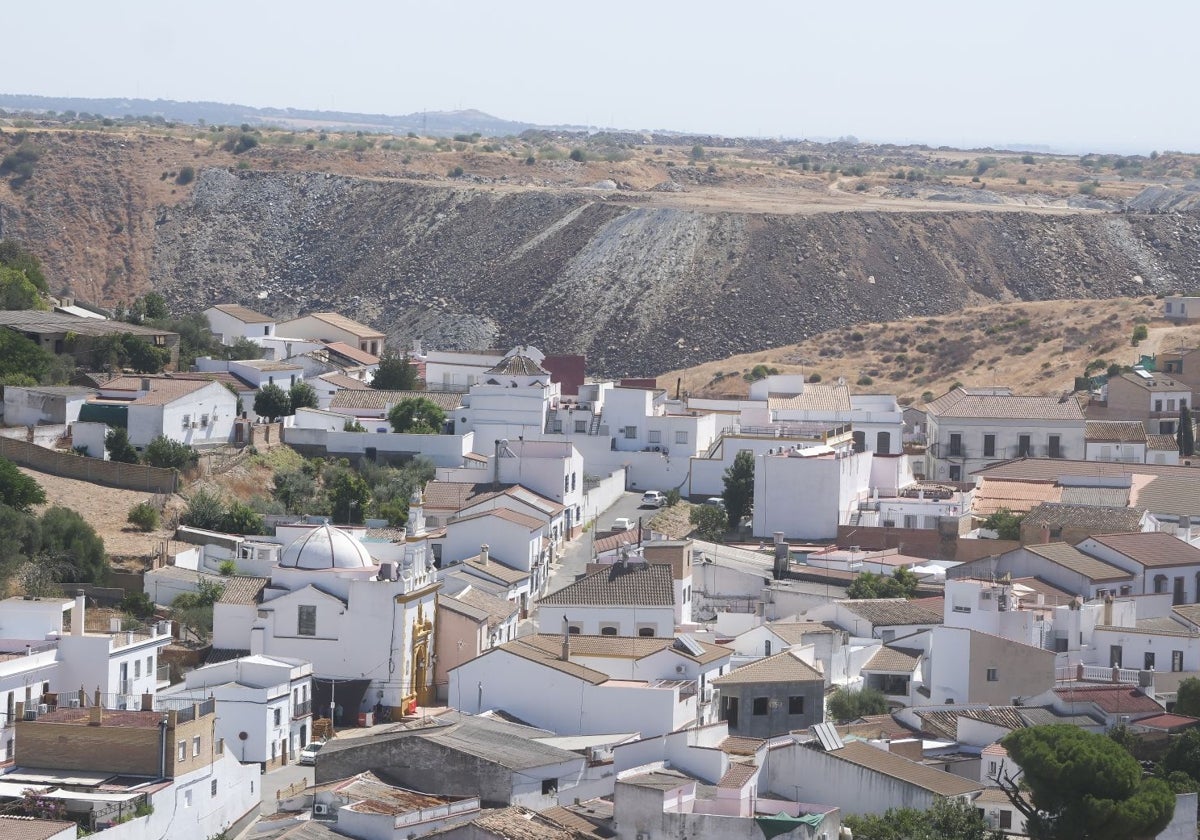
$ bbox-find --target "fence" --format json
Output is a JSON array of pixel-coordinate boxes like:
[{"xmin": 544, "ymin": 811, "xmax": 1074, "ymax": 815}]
[{"xmin": 0, "ymin": 436, "xmax": 178, "ymax": 493}]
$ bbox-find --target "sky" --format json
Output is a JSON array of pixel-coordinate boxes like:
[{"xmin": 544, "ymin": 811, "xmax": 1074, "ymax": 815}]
[{"xmin": 3, "ymin": 0, "xmax": 1197, "ymax": 154}]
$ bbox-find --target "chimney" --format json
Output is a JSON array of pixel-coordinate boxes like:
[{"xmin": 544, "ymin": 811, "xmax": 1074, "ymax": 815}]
[
  {"xmin": 73, "ymin": 591, "xmax": 85, "ymax": 637},
  {"xmin": 1041, "ymin": 524, "xmax": 1051, "ymax": 544},
  {"xmin": 561, "ymin": 615, "xmax": 571, "ymax": 662},
  {"xmin": 480, "ymin": 545, "xmax": 490, "ymax": 567},
  {"xmin": 1103, "ymin": 593, "xmax": 1114, "ymax": 626},
  {"xmin": 141, "ymin": 692, "xmax": 154, "ymax": 711}
]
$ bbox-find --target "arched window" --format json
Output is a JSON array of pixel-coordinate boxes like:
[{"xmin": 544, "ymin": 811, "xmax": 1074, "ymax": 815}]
[
  {"xmin": 638, "ymin": 627, "xmax": 655, "ymax": 637},
  {"xmin": 568, "ymin": 626, "xmax": 581, "ymax": 635},
  {"xmin": 600, "ymin": 626, "xmax": 618, "ymax": 636}
]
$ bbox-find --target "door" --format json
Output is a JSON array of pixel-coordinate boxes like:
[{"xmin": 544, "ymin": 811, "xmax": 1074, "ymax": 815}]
[
  {"xmin": 1018, "ymin": 435, "xmax": 1031, "ymax": 456},
  {"xmin": 875, "ymin": 431, "xmax": 891, "ymax": 454},
  {"xmin": 723, "ymin": 695, "xmax": 739, "ymax": 728},
  {"xmin": 119, "ymin": 662, "xmax": 129, "ymax": 694},
  {"xmin": 1175, "ymin": 577, "xmax": 1187, "ymax": 606},
  {"xmin": 852, "ymin": 431, "xmax": 866, "ymax": 453},
  {"xmin": 1173, "ymin": 651, "xmax": 1184, "ymax": 672},
  {"xmin": 1110, "ymin": 645, "xmax": 1123, "ymax": 668},
  {"xmin": 949, "ymin": 433, "xmax": 962, "ymax": 457}
]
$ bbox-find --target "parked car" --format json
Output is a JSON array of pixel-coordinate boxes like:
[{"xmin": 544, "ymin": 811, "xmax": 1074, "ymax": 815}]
[
  {"xmin": 704, "ymin": 497, "xmax": 726, "ymax": 509},
  {"xmin": 613, "ymin": 517, "xmax": 636, "ymax": 531},
  {"xmin": 641, "ymin": 490, "xmax": 666, "ymax": 508},
  {"xmin": 298, "ymin": 740, "xmax": 325, "ymax": 766}
]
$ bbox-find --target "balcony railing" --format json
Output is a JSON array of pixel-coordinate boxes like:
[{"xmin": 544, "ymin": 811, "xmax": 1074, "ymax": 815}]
[{"xmin": 293, "ymin": 699, "xmax": 312, "ymax": 718}]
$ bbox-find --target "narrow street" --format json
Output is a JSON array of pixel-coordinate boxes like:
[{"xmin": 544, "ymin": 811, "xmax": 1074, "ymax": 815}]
[{"xmin": 545, "ymin": 491, "xmax": 653, "ymax": 595}]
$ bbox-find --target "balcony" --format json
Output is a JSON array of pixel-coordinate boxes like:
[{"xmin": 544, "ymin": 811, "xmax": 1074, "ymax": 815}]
[{"xmin": 293, "ymin": 699, "xmax": 312, "ymax": 718}]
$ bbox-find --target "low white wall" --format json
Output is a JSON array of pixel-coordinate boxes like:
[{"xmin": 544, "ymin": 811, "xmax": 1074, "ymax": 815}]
[
  {"xmin": 282, "ymin": 427, "xmax": 474, "ymax": 467},
  {"xmin": 582, "ymin": 468, "xmax": 628, "ymax": 521}
]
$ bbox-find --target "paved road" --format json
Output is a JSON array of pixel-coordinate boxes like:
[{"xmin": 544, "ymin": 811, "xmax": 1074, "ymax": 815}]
[
  {"xmin": 545, "ymin": 491, "xmax": 654, "ymax": 595},
  {"xmin": 260, "ymin": 761, "xmax": 313, "ymax": 814}
]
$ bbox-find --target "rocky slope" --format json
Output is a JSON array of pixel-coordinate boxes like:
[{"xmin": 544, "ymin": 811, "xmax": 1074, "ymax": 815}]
[{"xmin": 2, "ymin": 131, "xmax": 1200, "ymax": 376}]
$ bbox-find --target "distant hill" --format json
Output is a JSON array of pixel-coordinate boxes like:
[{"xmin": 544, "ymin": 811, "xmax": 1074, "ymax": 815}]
[{"xmin": 0, "ymin": 93, "xmax": 586, "ymax": 137}]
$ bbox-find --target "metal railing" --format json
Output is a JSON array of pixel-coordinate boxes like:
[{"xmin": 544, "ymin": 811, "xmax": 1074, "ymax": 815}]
[{"xmin": 293, "ymin": 699, "xmax": 312, "ymax": 718}]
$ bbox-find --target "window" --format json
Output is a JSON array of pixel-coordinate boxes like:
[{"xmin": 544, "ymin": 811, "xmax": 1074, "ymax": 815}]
[
  {"xmin": 212, "ymin": 779, "xmax": 218, "ymax": 797},
  {"xmin": 764, "ymin": 640, "xmax": 772, "ymax": 657},
  {"xmin": 999, "ymin": 811, "xmax": 1012, "ymax": 830},
  {"xmin": 274, "ymin": 708, "xmax": 282, "ymax": 726},
  {"xmin": 1145, "ymin": 652, "xmax": 1156, "ymax": 670},
  {"xmin": 268, "ymin": 376, "xmax": 274, "ymax": 386},
  {"xmin": 876, "ymin": 431, "xmax": 891, "ymax": 453},
  {"xmin": 675, "ymin": 430, "xmax": 688, "ymax": 445},
  {"xmin": 1169, "ymin": 399, "xmax": 1177, "ymax": 412},
  {"xmin": 178, "ymin": 740, "xmax": 187, "ymax": 762},
  {"xmin": 134, "ymin": 660, "xmax": 141, "ymax": 679},
  {"xmin": 568, "ymin": 625, "xmax": 581, "ymax": 635},
  {"xmin": 648, "ymin": 430, "xmax": 661, "ymax": 444},
  {"xmin": 298, "ymin": 605, "xmax": 317, "ymax": 636},
  {"xmin": 1173, "ymin": 650, "xmax": 1184, "ymax": 672},
  {"xmin": 264, "ymin": 325, "xmax": 271, "ymax": 335},
  {"xmin": 983, "ymin": 434, "xmax": 995, "ymax": 457},
  {"xmin": 638, "ymin": 627, "xmax": 655, "ymax": 637},
  {"xmin": 1018, "ymin": 435, "xmax": 1031, "ymax": 457},
  {"xmin": 600, "ymin": 626, "xmax": 618, "ymax": 636},
  {"xmin": 624, "ymin": 426, "xmax": 637, "ymax": 439},
  {"xmin": 1155, "ymin": 399, "xmax": 1164, "ymax": 413},
  {"xmin": 193, "ymin": 735, "xmax": 201, "ymax": 756},
  {"xmin": 949, "ymin": 465, "xmax": 961, "ymax": 481},
  {"xmin": 147, "ymin": 656, "xmax": 153, "ymax": 674},
  {"xmin": 1049, "ymin": 435, "xmax": 1061, "ymax": 458},
  {"xmin": 541, "ymin": 778, "xmax": 557, "ymax": 795},
  {"xmin": 988, "ymin": 760, "xmax": 998, "ymax": 776},
  {"xmin": 181, "ymin": 414, "xmax": 191, "ymax": 429},
  {"xmin": 788, "ymin": 695, "xmax": 805, "ymax": 715},
  {"xmin": 986, "ymin": 668, "xmax": 998, "ymax": 682},
  {"xmin": 575, "ymin": 420, "xmax": 587, "ymax": 433},
  {"xmin": 752, "ymin": 697, "xmax": 769, "ymax": 716},
  {"xmin": 184, "ymin": 789, "xmax": 192, "ymax": 808},
  {"xmin": 948, "ymin": 433, "xmax": 963, "ymax": 457},
  {"xmin": 200, "ymin": 414, "xmax": 209, "ymax": 428}
]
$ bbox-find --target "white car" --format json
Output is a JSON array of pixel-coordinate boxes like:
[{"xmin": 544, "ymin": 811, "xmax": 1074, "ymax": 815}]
[
  {"xmin": 612, "ymin": 517, "xmax": 636, "ymax": 531},
  {"xmin": 704, "ymin": 497, "xmax": 726, "ymax": 509},
  {"xmin": 641, "ymin": 491, "xmax": 666, "ymax": 508},
  {"xmin": 298, "ymin": 740, "xmax": 325, "ymax": 766}
]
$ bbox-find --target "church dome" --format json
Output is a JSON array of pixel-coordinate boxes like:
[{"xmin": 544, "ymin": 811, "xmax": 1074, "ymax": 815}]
[{"xmin": 279, "ymin": 525, "xmax": 376, "ymax": 570}]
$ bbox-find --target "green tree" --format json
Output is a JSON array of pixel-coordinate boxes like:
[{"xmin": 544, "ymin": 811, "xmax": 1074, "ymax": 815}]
[
  {"xmin": 845, "ymin": 797, "xmax": 1002, "ymax": 840},
  {"xmin": 0, "ymin": 328, "xmax": 68, "ymax": 384},
  {"xmin": 105, "ymin": 427, "xmax": 140, "ymax": 464},
  {"xmin": 846, "ymin": 568, "xmax": 921, "ymax": 599},
  {"xmin": 142, "ymin": 292, "xmax": 169, "ymax": 321},
  {"xmin": 1174, "ymin": 677, "xmax": 1200, "ymax": 717},
  {"xmin": 225, "ymin": 336, "xmax": 262, "ymax": 361},
  {"xmin": 569, "ymin": 148, "xmax": 586, "ymax": 162},
  {"xmin": 172, "ymin": 579, "xmax": 225, "ymax": 642},
  {"xmin": 253, "ymin": 383, "xmax": 292, "ymax": 422},
  {"xmin": 689, "ymin": 505, "xmax": 727, "ymax": 541},
  {"xmin": 0, "ymin": 265, "xmax": 47, "ymax": 310},
  {"xmin": 388, "ymin": 397, "xmax": 445, "ymax": 434},
  {"xmin": 983, "ymin": 507, "xmax": 1023, "ymax": 540},
  {"xmin": 273, "ymin": 470, "xmax": 317, "ymax": 514},
  {"xmin": 0, "ymin": 457, "xmax": 46, "ymax": 512},
  {"xmin": 999, "ymin": 724, "xmax": 1175, "ymax": 840},
  {"xmin": 289, "ymin": 381, "xmax": 319, "ymax": 411},
  {"xmin": 0, "ymin": 503, "xmax": 40, "ymax": 578},
  {"xmin": 722, "ymin": 450, "xmax": 754, "ymax": 526},
  {"xmin": 327, "ymin": 470, "xmax": 370, "ymax": 525},
  {"xmin": 221, "ymin": 500, "xmax": 265, "ymax": 536},
  {"xmin": 343, "ymin": 419, "xmax": 366, "ymax": 432},
  {"xmin": 0, "ymin": 240, "xmax": 48, "ymax": 293},
  {"xmin": 827, "ymin": 687, "xmax": 890, "ymax": 721},
  {"xmin": 119, "ymin": 591, "xmax": 155, "ymax": 619},
  {"xmin": 1178, "ymin": 405, "xmax": 1195, "ymax": 457},
  {"xmin": 371, "ymin": 350, "xmax": 419, "ymax": 390},
  {"xmin": 143, "ymin": 436, "xmax": 199, "ymax": 471},
  {"xmin": 1162, "ymin": 728, "xmax": 1200, "ymax": 781},
  {"xmin": 180, "ymin": 489, "xmax": 228, "ymax": 531},
  {"xmin": 127, "ymin": 502, "xmax": 160, "ymax": 532},
  {"xmin": 40, "ymin": 506, "xmax": 108, "ymax": 583}
]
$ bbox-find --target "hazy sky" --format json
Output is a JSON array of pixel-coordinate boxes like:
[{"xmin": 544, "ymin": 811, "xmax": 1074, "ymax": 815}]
[{"xmin": 4, "ymin": 0, "xmax": 1196, "ymax": 153}]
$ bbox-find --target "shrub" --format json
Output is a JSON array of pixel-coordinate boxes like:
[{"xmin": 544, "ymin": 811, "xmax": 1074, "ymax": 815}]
[
  {"xmin": 218, "ymin": 559, "xmax": 237, "ymax": 576},
  {"xmin": 175, "ymin": 166, "xmax": 195, "ymax": 185},
  {"xmin": 568, "ymin": 149, "xmax": 586, "ymax": 162},
  {"xmin": 0, "ymin": 456, "xmax": 46, "ymax": 512},
  {"xmin": 105, "ymin": 428, "xmax": 140, "ymax": 464},
  {"xmin": 127, "ymin": 502, "xmax": 160, "ymax": 532},
  {"xmin": 808, "ymin": 373, "xmax": 822, "ymax": 383},
  {"xmin": 143, "ymin": 436, "xmax": 198, "ymax": 471},
  {"xmin": 1132, "ymin": 324, "xmax": 1148, "ymax": 345},
  {"xmin": 856, "ymin": 375, "xmax": 874, "ymax": 386},
  {"xmin": 448, "ymin": 166, "xmax": 464, "ymax": 178},
  {"xmin": 664, "ymin": 488, "xmax": 681, "ymax": 507}
]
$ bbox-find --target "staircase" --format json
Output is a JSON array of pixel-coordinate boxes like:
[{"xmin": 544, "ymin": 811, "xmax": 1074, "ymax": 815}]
[{"xmin": 589, "ymin": 411, "xmax": 603, "ymax": 436}]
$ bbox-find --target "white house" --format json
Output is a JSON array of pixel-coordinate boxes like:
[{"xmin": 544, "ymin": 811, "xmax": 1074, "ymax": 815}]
[
  {"xmin": 536, "ymin": 561, "xmax": 682, "ymax": 638},
  {"xmin": 752, "ymin": 447, "xmax": 875, "ymax": 539},
  {"xmin": 441, "ymin": 508, "xmax": 547, "ymax": 588},
  {"xmin": 176, "ymin": 653, "xmax": 314, "ymax": 767},
  {"xmin": 204, "ymin": 303, "xmax": 276, "ymax": 345},
  {"xmin": 1164, "ymin": 295, "xmax": 1200, "ymax": 323},
  {"xmin": 494, "ymin": 439, "xmax": 585, "ymax": 535},
  {"xmin": 1085, "ymin": 420, "xmax": 1150, "ymax": 464},
  {"xmin": 924, "ymin": 387, "xmax": 1086, "ymax": 482},
  {"xmin": 278, "ymin": 312, "xmax": 386, "ymax": 357},
  {"xmin": 3, "ymin": 385, "xmax": 93, "ymax": 426},
  {"xmin": 83, "ymin": 376, "xmax": 238, "ymax": 448}
]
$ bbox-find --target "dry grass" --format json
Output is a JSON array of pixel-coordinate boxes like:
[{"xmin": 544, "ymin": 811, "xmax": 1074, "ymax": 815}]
[{"xmin": 660, "ymin": 297, "xmax": 1200, "ymax": 405}]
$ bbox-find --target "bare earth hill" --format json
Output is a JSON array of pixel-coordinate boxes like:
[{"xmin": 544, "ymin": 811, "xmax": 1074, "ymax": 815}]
[{"xmin": 1, "ymin": 128, "xmax": 1199, "ymax": 376}]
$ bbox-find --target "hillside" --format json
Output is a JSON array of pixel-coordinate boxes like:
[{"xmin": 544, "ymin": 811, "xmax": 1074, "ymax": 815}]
[
  {"xmin": 1, "ymin": 124, "xmax": 1200, "ymax": 375},
  {"xmin": 659, "ymin": 297, "xmax": 1200, "ymax": 403}
]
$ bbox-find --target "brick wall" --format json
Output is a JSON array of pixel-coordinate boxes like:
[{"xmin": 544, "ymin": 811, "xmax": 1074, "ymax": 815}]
[
  {"xmin": 0, "ymin": 437, "xmax": 177, "ymax": 493},
  {"xmin": 17, "ymin": 719, "xmax": 161, "ymax": 775}
]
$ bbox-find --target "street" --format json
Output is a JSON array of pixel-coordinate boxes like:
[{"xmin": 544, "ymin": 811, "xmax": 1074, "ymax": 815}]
[{"xmin": 545, "ymin": 491, "xmax": 652, "ymax": 594}]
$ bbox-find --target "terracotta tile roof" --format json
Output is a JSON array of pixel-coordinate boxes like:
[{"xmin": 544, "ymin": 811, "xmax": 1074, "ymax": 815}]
[
  {"xmin": 716, "ymin": 762, "xmax": 758, "ymax": 789},
  {"xmin": 100, "ymin": 376, "xmax": 214, "ymax": 405},
  {"xmin": 829, "ymin": 740, "xmax": 983, "ymax": 797},
  {"xmin": 1134, "ymin": 474, "xmax": 1200, "ymax": 517},
  {"xmin": 455, "ymin": 588, "xmax": 518, "ymax": 630},
  {"xmin": 451, "ymin": 507, "xmax": 544, "ymax": 532},
  {"xmin": 766, "ymin": 620, "xmax": 842, "ymax": 645},
  {"xmin": 619, "ymin": 769, "xmax": 695, "ymax": 791},
  {"xmin": 1021, "ymin": 503, "xmax": 1144, "ymax": 533},
  {"xmin": 322, "ymin": 341, "xmax": 380, "ymax": 366},
  {"xmin": 862, "ymin": 646, "xmax": 922, "ymax": 673},
  {"xmin": 291, "ymin": 312, "xmax": 384, "ymax": 339},
  {"xmin": 464, "ymin": 805, "xmax": 590, "ymax": 839},
  {"xmin": 958, "ymin": 706, "xmax": 1031, "ymax": 731},
  {"xmin": 767, "ymin": 383, "xmax": 852, "ymax": 413},
  {"xmin": 839, "ymin": 599, "xmax": 944, "ymax": 628},
  {"xmin": 718, "ymin": 735, "xmax": 765, "ymax": 756},
  {"xmin": 489, "ymin": 641, "xmax": 610, "ymax": 686},
  {"xmin": 217, "ymin": 575, "xmax": 269, "ymax": 605},
  {"xmin": 1024, "ymin": 542, "xmax": 1132, "ymax": 583},
  {"xmin": 972, "ymin": 478, "xmax": 1062, "ymax": 516},
  {"xmin": 459, "ymin": 556, "xmax": 531, "ymax": 585},
  {"xmin": 712, "ymin": 650, "xmax": 823, "ymax": 686},
  {"xmin": 538, "ymin": 563, "xmax": 674, "ymax": 608},
  {"xmin": 485, "ymin": 355, "xmax": 549, "ymax": 377},
  {"xmin": 423, "ymin": 481, "xmax": 501, "ymax": 512},
  {"xmin": 914, "ymin": 710, "xmax": 959, "ymax": 740},
  {"xmin": 1052, "ymin": 684, "xmax": 1163, "ymax": 714},
  {"xmin": 518, "ymin": 633, "xmax": 730, "ymax": 665},
  {"xmin": 1057, "ymin": 487, "xmax": 1132, "ymax": 507},
  {"xmin": 972, "ymin": 457, "xmax": 1195, "ymax": 481},
  {"xmin": 1085, "ymin": 421, "xmax": 1148, "ymax": 443},
  {"xmin": 593, "ymin": 528, "xmax": 650, "ymax": 554},
  {"xmin": 1148, "ymin": 434, "xmax": 1181, "ymax": 451},
  {"xmin": 1084, "ymin": 531, "xmax": 1200, "ymax": 569},
  {"xmin": 317, "ymin": 372, "xmax": 372, "ymax": 390},
  {"xmin": 1135, "ymin": 713, "xmax": 1200, "ymax": 731},
  {"xmin": 927, "ymin": 387, "xmax": 1084, "ymax": 420},
  {"xmin": 1172, "ymin": 604, "xmax": 1200, "ymax": 628},
  {"xmin": 1114, "ymin": 372, "xmax": 1189, "ymax": 392},
  {"xmin": 849, "ymin": 714, "xmax": 915, "ymax": 739},
  {"xmin": 209, "ymin": 303, "xmax": 273, "ymax": 323},
  {"xmin": 0, "ymin": 816, "xmax": 80, "ymax": 840},
  {"xmin": 329, "ymin": 389, "xmax": 462, "ymax": 411},
  {"xmin": 538, "ymin": 805, "xmax": 611, "ymax": 839}
]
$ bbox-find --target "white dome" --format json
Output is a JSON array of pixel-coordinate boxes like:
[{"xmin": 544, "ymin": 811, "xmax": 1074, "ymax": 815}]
[{"xmin": 279, "ymin": 525, "xmax": 375, "ymax": 570}]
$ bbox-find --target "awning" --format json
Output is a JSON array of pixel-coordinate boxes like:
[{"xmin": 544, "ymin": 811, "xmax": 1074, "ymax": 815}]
[{"xmin": 755, "ymin": 811, "xmax": 824, "ymax": 839}]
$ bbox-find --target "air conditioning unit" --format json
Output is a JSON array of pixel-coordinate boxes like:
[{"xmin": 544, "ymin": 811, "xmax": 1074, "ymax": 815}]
[
  {"xmin": 23, "ymin": 709, "xmax": 36, "ymax": 721},
  {"xmin": 37, "ymin": 704, "xmax": 48, "ymax": 715},
  {"xmin": 67, "ymin": 698, "xmax": 80, "ymax": 709},
  {"xmin": 313, "ymin": 803, "xmax": 330, "ymax": 816}
]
